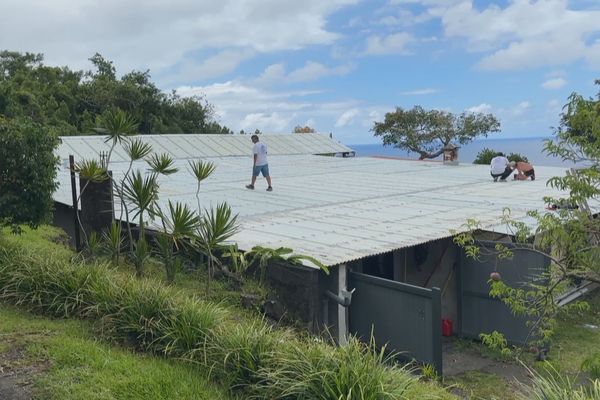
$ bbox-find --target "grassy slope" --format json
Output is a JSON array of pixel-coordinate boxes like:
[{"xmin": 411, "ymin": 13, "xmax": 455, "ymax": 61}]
[
  {"xmin": 0, "ymin": 226, "xmax": 455, "ymax": 399},
  {"xmin": 548, "ymin": 291, "xmax": 600, "ymax": 374},
  {"xmin": 0, "ymin": 303, "xmax": 229, "ymax": 400}
]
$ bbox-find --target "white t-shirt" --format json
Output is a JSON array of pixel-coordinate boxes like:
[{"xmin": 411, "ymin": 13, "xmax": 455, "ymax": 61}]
[
  {"xmin": 253, "ymin": 142, "xmax": 268, "ymax": 166},
  {"xmin": 490, "ymin": 156, "xmax": 509, "ymax": 174}
]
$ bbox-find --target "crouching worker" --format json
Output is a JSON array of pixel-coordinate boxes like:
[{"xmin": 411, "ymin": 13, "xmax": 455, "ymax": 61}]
[
  {"xmin": 490, "ymin": 153, "xmax": 512, "ymax": 182},
  {"xmin": 510, "ymin": 160, "xmax": 535, "ymax": 180}
]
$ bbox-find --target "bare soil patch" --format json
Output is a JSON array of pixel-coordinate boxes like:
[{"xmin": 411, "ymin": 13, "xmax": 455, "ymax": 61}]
[{"xmin": 0, "ymin": 338, "xmax": 47, "ymax": 400}]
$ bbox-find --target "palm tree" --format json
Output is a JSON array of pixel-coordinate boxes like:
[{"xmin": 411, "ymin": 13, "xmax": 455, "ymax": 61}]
[
  {"xmin": 117, "ymin": 138, "xmax": 153, "ymax": 248},
  {"xmin": 94, "ymin": 108, "xmax": 139, "ymax": 167},
  {"xmin": 121, "ymin": 171, "xmax": 158, "ymax": 276},
  {"xmin": 194, "ymin": 202, "xmax": 239, "ymax": 291},
  {"xmin": 189, "ymin": 160, "xmax": 216, "ymax": 213}
]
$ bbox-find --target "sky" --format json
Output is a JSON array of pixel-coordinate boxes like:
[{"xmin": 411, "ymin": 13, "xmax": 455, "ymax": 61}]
[{"xmin": 1, "ymin": 0, "xmax": 600, "ymax": 145}]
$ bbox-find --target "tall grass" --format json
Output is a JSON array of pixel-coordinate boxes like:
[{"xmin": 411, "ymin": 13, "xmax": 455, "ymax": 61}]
[
  {"xmin": 252, "ymin": 337, "xmax": 416, "ymax": 400},
  {"xmin": 519, "ymin": 364, "xmax": 600, "ymax": 400},
  {"xmin": 0, "ymin": 236, "xmax": 432, "ymax": 399}
]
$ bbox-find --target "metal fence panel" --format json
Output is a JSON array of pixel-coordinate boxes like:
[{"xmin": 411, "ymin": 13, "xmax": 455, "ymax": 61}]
[
  {"xmin": 458, "ymin": 241, "xmax": 549, "ymax": 345},
  {"xmin": 348, "ymin": 271, "xmax": 442, "ymax": 373}
]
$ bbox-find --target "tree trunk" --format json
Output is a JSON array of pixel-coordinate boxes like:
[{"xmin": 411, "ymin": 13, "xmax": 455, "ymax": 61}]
[{"xmin": 419, "ymin": 147, "xmax": 446, "ymax": 160}]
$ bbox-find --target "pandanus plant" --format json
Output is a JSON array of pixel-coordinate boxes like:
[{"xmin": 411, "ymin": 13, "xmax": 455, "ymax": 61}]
[
  {"xmin": 154, "ymin": 200, "xmax": 199, "ymax": 282},
  {"xmin": 93, "ymin": 108, "xmax": 138, "ymax": 167},
  {"xmin": 194, "ymin": 202, "xmax": 240, "ymax": 291},
  {"xmin": 117, "ymin": 138, "xmax": 153, "ymax": 249},
  {"xmin": 121, "ymin": 170, "xmax": 158, "ymax": 276},
  {"xmin": 189, "ymin": 160, "xmax": 216, "ymax": 213}
]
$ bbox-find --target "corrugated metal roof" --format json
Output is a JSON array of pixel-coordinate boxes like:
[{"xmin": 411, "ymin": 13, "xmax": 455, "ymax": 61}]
[
  {"xmin": 53, "ymin": 150, "xmax": 589, "ymax": 268},
  {"xmin": 57, "ymin": 133, "xmax": 352, "ymax": 163}
]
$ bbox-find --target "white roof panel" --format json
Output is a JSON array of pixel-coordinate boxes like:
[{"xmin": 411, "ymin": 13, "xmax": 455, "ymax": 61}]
[
  {"xmin": 53, "ymin": 150, "xmax": 591, "ymax": 268},
  {"xmin": 57, "ymin": 133, "xmax": 352, "ymax": 163}
]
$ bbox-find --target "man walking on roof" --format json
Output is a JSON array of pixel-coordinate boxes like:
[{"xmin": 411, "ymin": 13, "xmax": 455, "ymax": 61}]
[{"xmin": 246, "ymin": 134, "xmax": 273, "ymax": 191}]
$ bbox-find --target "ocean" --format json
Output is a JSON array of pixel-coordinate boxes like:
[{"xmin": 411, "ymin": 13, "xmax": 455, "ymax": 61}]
[{"xmin": 348, "ymin": 137, "xmax": 573, "ymax": 167}]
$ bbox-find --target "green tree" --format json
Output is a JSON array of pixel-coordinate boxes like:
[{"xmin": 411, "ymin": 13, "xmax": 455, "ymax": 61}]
[
  {"xmin": 373, "ymin": 105, "xmax": 500, "ymax": 160},
  {"xmin": 0, "ymin": 117, "xmax": 59, "ymax": 230},
  {"xmin": 0, "ymin": 50, "xmax": 232, "ymax": 136},
  {"xmin": 455, "ymin": 80, "xmax": 600, "ymax": 348},
  {"xmin": 473, "ymin": 148, "xmax": 529, "ymax": 165}
]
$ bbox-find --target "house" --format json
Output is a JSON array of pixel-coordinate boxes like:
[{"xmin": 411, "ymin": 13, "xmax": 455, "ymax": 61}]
[{"xmin": 52, "ymin": 133, "xmax": 575, "ymax": 374}]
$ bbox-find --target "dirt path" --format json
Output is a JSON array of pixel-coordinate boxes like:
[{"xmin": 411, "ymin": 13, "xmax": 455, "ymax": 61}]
[
  {"xmin": 0, "ymin": 338, "xmax": 46, "ymax": 400},
  {"xmin": 442, "ymin": 337, "xmax": 532, "ymax": 398},
  {"xmin": 443, "ymin": 339, "xmax": 530, "ymax": 380}
]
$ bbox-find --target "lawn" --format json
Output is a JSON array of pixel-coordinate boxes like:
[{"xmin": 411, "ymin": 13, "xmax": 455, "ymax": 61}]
[{"xmin": 0, "ymin": 303, "xmax": 230, "ymax": 400}]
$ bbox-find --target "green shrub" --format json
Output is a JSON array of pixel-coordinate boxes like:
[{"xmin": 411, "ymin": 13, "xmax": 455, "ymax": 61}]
[
  {"xmin": 205, "ymin": 320, "xmax": 284, "ymax": 392},
  {"xmin": 582, "ymin": 352, "xmax": 600, "ymax": 380},
  {"xmin": 0, "ymin": 117, "xmax": 59, "ymax": 230},
  {"xmin": 0, "ymin": 244, "xmax": 98, "ymax": 317},
  {"xmin": 519, "ymin": 364, "xmax": 600, "ymax": 400},
  {"xmin": 254, "ymin": 337, "xmax": 417, "ymax": 399},
  {"xmin": 507, "ymin": 152, "xmax": 529, "ymax": 163},
  {"xmin": 473, "ymin": 148, "xmax": 529, "ymax": 165},
  {"xmin": 473, "ymin": 148, "xmax": 497, "ymax": 165},
  {"xmin": 479, "ymin": 331, "xmax": 512, "ymax": 359},
  {"xmin": 155, "ymin": 297, "xmax": 227, "ymax": 356}
]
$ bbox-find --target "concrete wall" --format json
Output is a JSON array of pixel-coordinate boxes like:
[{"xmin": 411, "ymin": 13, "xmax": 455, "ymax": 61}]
[
  {"xmin": 264, "ymin": 261, "xmax": 322, "ymax": 334},
  {"xmin": 52, "ymin": 202, "xmax": 77, "ymax": 248}
]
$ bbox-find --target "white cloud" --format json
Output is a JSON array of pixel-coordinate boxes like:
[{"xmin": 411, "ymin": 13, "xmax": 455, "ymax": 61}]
[
  {"xmin": 364, "ymin": 32, "xmax": 414, "ymax": 55},
  {"xmin": 399, "ymin": 88, "xmax": 437, "ymax": 95},
  {"xmin": 254, "ymin": 61, "xmax": 352, "ymax": 86},
  {"xmin": 477, "ymin": 38, "xmax": 584, "ymax": 70},
  {"xmin": 426, "ymin": 0, "xmax": 600, "ymax": 71},
  {"xmin": 0, "ymin": 0, "xmax": 359, "ymax": 79},
  {"xmin": 546, "ymin": 99, "xmax": 562, "ymax": 116},
  {"xmin": 586, "ymin": 40, "xmax": 600, "ymax": 69},
  {"xmin": 541, "ymin": 77, "xmax": 567, "ymax": 90},
  {"xmin": 511, "ymin": 101, "xmax": 531, "ymax": 117},
  {"xmin": 287, "ymin": 61, "xmax": 353, "ymax": 82},
  {"xmin": 335, "ymin": 108, "xmax": 360, "ymax": 127},
  {"xmin": 177, "ymin": 80, "xmax": 360, "ymax": 133},
  {"xmin": 467, "ymin": 103, "xmax": 492, "ymax": 114},
  {"xmin": 240, "ymin": 112, "xmax": 291, "ymax": 132},
  {"xmin": 176, "ymin": 49, "xmax": 255, "ymax": 82}
]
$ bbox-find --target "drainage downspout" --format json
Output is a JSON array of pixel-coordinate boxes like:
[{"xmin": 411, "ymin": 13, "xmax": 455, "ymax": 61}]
[{"xmin": 324, "ymin": 264, "xmax": 355, "ymax": 345}]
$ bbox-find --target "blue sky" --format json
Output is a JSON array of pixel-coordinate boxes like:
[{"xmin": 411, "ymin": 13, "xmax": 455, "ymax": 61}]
[{"xmin": 1, "ymin": 0, "xmax": 600, "ymax": 145}]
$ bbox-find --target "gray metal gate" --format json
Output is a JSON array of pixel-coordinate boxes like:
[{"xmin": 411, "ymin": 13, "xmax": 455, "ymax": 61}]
[
  {"xmin": 348, "ymin": 271, "xmax": 442, "ymax": 373},
  {"xmin": 458, "ymin": 241, "xmax": 550, "ymax": 345}
]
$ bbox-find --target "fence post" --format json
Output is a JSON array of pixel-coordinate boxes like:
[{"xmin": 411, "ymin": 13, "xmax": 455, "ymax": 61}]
[
  {"xmin": 431, "ymin": 286, "xmax": 443, "ymax": 376},
  {"xmin": 69, "ymin": 155, "xmax": 81, "ymax": 252}
]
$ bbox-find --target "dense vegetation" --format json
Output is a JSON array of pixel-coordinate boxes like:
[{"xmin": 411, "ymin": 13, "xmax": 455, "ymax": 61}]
[
  {"xmin": 0, "ymin": 228, "xmax": 454, "ymax": 400},
  {"xmin": 472, "ymin": 148, "xmax": 529, "ymax": 165},
  {"xmin": 0, "ymin": 116, "xmax": 59, "ymax": 230},
  {"xmin": 0, "ymin": 50, "xmax": 232, "ymax": 135}
]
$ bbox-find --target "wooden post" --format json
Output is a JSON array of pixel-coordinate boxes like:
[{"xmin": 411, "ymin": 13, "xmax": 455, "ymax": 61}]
[{"xmin": 69, "ymin": 155, "xmax": 82, "ymax": 251}]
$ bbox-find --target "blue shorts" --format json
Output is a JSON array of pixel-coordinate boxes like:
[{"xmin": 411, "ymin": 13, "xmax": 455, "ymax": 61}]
[{"xmin": 253, "ymin": 164, "xmax": 269, "ymax": 177}]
